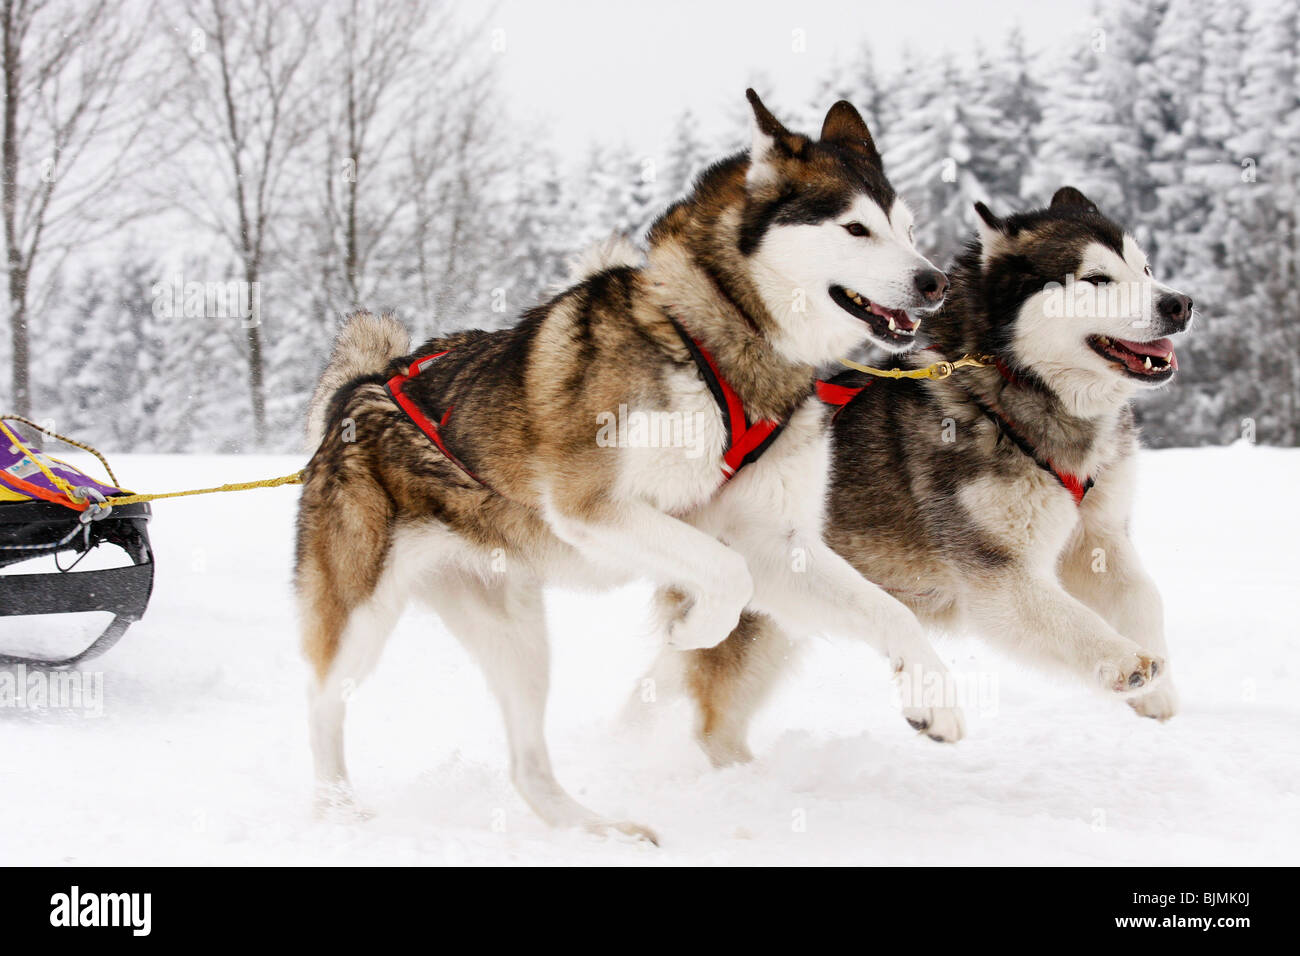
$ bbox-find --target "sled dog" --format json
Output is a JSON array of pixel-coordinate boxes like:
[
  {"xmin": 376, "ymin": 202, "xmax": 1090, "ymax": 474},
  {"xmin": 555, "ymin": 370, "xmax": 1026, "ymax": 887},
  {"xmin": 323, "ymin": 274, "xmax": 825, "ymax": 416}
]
[
  {"xmin": 677, "ymin": 187, "xmax": 1193, "ymax": 765},
  {"xmin": 297, "ymin": 90, "xmax": 956, "ymax": 840}
]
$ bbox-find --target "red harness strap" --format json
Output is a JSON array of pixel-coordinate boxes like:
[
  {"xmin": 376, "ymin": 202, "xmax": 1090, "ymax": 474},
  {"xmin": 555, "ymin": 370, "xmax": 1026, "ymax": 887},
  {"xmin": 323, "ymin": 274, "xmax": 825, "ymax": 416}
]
[
  {"xmin": 1055, "ymin": 470, "xmax": 1092, "ymax": 505},
  {"xmin": 989, "ymin": 410, "xmax": 1093, "ymax": 504},
  {"xmin": 814, "ymin": 360, "xmax": 1092, "ymax": 505},
  {"xmin": 975, "ymin": 365, "xmax": 1094, "ymax": 505},
  {"xmin": 815, "ymin": 378, "xmax": 873, "ymax": 421},
  {"xmin": 667, "ymin": 318, "xmax": 787, "ymax": 481},
  {"xmin": 390, "ymin": 324, "xmax": 790, "ymax": 492},
  {"xmin": 385, "ymin": 352, "xmax": 492, "ymax": 490}
]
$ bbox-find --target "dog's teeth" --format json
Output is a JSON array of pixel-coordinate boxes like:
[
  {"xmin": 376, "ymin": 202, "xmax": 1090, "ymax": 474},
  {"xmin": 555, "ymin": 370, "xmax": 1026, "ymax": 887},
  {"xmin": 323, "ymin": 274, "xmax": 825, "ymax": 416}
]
[
  {"xmin": 1165, "ymin": 352, "xmax": 1174, "ymax": 362},
  {"xmin": 888, "ymin": 316, "xmax": 897, "ymax": 331},
  {"xmin": 845, "ymin": 288, "xmax": 857, "ymax": 297},
  {"xmin": 1099, "ymin": 336, "xmax": 1109, "ymax": 345},
  {"xmin": 1143, "ymin": 356, "xmax": 1152, "ymax": 370}
]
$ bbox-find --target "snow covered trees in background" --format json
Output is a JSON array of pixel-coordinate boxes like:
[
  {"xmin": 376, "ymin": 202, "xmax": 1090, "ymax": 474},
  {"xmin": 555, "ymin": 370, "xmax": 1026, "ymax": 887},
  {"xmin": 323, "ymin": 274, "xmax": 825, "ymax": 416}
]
[
  {"xmin": 782, "ymin": 0, "xmax": 1299, "ymax": 448},
  {"xmin": 1, "ymin": 0, "xmax": 155, "ymax": 421},
  {"xmin": 1218, "ymin": 0, "xmax": 1300, "ymax": 446},
  {"xmin": 161, "ymin": 0, "xmax": 321, "ymax": 447},
  {"xmin": 2, "ymin": 0, "xmax": 1297, "ymax": 450},
  {"xmin": 22, "ymin": 0, "xmax": 523, "ymax": 450}
]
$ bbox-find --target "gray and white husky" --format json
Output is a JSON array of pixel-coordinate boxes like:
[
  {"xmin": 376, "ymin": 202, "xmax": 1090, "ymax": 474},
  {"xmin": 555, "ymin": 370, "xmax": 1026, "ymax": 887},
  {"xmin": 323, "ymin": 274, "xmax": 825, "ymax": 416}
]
[
  {"xmin": 672, "ymin": 187, "xmax": 1194, "ymax": 766},
  {"xmin": 297, "ymin": 90, "xmax": 955, "ymax": 840}
]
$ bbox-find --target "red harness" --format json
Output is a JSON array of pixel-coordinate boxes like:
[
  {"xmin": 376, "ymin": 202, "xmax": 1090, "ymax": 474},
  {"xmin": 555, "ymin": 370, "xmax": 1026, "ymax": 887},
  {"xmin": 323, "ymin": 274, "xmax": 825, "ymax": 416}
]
[
  {"xmin": 815, "ymin": 378, "xmax": 872, "ymax": 421},
  {"xmin": 814, "ymin": 360, "xmax": 1093, "ymax": 505},
  {"xmin": 387, "ymin": 323, "xmax": 787, "ymax": 492},
  {"xmin": 666, "ymin": 318, "xmax": 786, "ymax": 481},
  {"xmin": 969, "ymin": 396, "xmax": 1094, "ymax": 504},
  {"xmin": 385, "ymin": 352, "xmax": 494, "ymax": 490}
]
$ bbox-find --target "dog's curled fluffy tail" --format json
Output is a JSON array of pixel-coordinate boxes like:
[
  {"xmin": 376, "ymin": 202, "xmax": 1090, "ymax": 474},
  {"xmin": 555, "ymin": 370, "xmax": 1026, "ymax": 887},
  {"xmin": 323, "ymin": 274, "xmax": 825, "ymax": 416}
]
[
  {"xmin": 546, "ymin": 235, "xmax": 644, "ymax": 296},
  {"xmin": 305, "ymin": 310, "xmax": 410, "ymax": 451}
]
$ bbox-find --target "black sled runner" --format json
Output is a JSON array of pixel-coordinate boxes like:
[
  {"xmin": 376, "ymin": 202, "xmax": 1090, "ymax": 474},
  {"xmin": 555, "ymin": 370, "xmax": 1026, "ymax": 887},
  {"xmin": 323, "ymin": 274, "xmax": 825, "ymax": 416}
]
[{"xmin": 0, "ymin": 418, "xmax": 154, "ymax": 667}]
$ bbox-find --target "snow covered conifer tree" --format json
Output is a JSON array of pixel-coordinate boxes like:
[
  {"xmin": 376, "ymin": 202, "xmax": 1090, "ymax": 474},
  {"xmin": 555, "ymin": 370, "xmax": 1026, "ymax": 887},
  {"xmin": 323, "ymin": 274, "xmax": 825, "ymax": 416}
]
[
  {"xmin": 1223, "ymin": 0, "xmax": 1300, "ymax": 444},
  {"xmin": 884, "ymin": 58, "xmax": 976, "ymax": 259},
  {"xmin": 662, "ymin": 109, "xmax": 711, "ymax": 205}
]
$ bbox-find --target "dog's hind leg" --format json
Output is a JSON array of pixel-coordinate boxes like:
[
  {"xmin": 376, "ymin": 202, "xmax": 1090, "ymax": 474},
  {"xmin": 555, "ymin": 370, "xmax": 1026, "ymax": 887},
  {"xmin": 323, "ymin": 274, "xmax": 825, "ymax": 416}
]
[
  {"xmin": 298, "ymin": 476, "xmax": 404, "ymax": 819},
  {"xmin": 305, "ymin": 582, "xmax": 405, "ymax": 818},
  {"xmin": 428, "ymin": 573, "xmax": 658, "ymax": 844},
  {"xmin": 678, "ymin": 607, "xmax": 793, "ymax": 767}
]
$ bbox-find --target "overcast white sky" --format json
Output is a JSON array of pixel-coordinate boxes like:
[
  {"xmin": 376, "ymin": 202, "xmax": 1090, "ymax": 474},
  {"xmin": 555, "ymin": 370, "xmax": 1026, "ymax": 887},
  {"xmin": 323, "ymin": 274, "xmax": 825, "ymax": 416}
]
[{"xmin": 479, "ymin": 0, "xmax": 1098, "ymax": 162}]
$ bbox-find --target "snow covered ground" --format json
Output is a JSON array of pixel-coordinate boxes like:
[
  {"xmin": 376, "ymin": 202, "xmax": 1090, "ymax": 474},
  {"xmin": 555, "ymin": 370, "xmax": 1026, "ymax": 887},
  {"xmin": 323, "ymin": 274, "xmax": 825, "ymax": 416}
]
[{"xmin": 2, "ymin": 446, "xmax": 1297, "ymax": 866}]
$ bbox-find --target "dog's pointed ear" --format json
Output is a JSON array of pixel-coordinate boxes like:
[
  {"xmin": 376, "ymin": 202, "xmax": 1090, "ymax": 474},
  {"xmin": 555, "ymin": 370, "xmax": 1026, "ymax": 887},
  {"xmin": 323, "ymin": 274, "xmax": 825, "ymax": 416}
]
[
  {"xmin": 973, "ymin": 201, "xmax": 1008, "ymax": 257},
  {"xmin": 974, "ymin": 201, "xmax": 1002, "ymax": 233},
  {"xmin": 1050, "ymin": 186, "xmax": 1101, "ymax": 215},
  {"xmin": 745, "ymin": 88, "xmax": 803, "ymax": 188},
  {"xmin": 819, "ymin": 100, "xmax": 881, "ymax": 164},
  {"xmin": 746, "ymin": 88, "xmax": 790, "ymax": 144}
]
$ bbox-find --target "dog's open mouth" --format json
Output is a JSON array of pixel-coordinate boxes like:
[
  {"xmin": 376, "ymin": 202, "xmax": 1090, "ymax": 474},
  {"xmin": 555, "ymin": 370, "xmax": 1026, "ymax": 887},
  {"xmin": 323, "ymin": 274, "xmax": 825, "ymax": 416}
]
[
  {"xmin": 829, "ymin": 285, "xmax": 918, "ymax": 346},
  {"xmin": 1087, "ymin": 335, "xmax": 1178, "ymax": 381}
]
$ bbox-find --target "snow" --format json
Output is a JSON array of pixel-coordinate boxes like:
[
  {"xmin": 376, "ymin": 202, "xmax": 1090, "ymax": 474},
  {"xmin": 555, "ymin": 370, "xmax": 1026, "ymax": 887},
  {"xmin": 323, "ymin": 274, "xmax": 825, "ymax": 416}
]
[{"xmin": 1, "ymin": 446, "xmax": 1296, "ymax": 865}]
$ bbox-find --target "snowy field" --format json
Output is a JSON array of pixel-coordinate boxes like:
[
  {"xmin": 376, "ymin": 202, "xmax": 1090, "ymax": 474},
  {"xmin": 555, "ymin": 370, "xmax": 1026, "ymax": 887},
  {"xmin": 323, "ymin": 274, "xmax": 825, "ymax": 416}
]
[{"xmin": 1, "ymin": 446, "xmax": 1297, "ymax": 866}]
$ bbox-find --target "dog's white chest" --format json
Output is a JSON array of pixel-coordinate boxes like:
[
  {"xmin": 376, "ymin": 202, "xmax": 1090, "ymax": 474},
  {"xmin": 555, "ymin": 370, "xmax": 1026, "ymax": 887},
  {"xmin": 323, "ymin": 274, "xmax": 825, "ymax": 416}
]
[
  {"xmin": 959, "ymin": 470, "xmax": 1081, "ymax": 562},
  {"xmin": 611, "ymin": 365, "xmax": 732, "ymax": 512}
]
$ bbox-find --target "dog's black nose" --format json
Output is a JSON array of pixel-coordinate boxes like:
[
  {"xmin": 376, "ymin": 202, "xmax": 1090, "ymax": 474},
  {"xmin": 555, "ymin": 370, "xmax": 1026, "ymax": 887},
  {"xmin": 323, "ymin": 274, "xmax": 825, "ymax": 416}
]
[
  {"xmin": 1158, "ymin": 293, "xmax": 1193, "ymax": 330},
  {"xmin": 915, "ymin": 269, "xmax": 948, "ymax": 303}
]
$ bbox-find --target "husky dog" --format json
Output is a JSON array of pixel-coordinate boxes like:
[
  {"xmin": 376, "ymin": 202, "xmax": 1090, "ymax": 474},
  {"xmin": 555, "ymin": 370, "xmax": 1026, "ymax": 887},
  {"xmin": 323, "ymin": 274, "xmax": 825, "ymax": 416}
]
[
  {"xmin": 296, "ymin": 90, "xmax": 956, "ymax": 840},
  {"xmin": 675, "ymin": 187, "xmax": 1193, "ymax": 765}
]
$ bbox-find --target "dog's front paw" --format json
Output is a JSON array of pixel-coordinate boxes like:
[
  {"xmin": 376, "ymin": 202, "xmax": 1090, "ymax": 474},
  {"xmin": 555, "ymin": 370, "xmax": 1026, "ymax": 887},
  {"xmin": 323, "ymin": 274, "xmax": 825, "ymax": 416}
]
[
  {"xmin": 1128, "ymin": 679, "xmax": 1179, "ymax": 721},
  {"xmin": 892, "ymin": 650, "xmax": 965, "ymax": 743},
  {"xmin": 903, "ymin": 704, "xmax": 966, "ymax": 743},
  {"xmin": 1098, "ymin": 650, "xmax": 1165, "ymax": 696},
  {"xmin": 666, "ymin": 596, "xmax": 744, "ymax": 650}
]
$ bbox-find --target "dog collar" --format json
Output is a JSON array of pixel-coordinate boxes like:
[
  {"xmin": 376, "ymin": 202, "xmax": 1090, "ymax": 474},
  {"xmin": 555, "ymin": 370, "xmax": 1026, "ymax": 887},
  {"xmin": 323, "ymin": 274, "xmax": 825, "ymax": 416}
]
[
  {"xmin": 967, "ymin": 392, "xmax": 1094, "ymax": 505},
  {"xmin": 984, "ymin": 358, "xmax": 1094, "ymax": 504},
  {"xmin": 813, "ymin": 353, "xmax": 1093, "ymax": 505}
]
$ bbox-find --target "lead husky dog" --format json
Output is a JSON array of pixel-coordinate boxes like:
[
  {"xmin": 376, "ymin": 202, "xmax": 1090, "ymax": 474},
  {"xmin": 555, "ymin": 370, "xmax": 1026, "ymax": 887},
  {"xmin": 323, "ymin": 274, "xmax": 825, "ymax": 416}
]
[
  {"xmin": 296, "ymin": 91, "xmax": 957, "ymax": 840},
  {"xmin": 674, "ymin": 188, "xmax": 1193, "ymax": 766}
]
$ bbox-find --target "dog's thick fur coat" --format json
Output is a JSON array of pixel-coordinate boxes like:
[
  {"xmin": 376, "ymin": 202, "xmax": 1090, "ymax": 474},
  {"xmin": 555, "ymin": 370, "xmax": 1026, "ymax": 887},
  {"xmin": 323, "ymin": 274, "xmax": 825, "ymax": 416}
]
[
  {"xmin": 676, "ymin": 188, "xmax": 1194, "ymax": 764},
  {"xmin": 296, "ymin": 92, "xmax": 954, "ymax": 838}
]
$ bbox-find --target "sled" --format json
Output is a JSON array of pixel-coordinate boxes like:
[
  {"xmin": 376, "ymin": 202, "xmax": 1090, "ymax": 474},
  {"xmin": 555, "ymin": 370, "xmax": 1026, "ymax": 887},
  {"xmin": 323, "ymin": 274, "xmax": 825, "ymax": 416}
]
[{"xmin": 0, "ymin": 419, "xmax": 154, "ymax": 667}]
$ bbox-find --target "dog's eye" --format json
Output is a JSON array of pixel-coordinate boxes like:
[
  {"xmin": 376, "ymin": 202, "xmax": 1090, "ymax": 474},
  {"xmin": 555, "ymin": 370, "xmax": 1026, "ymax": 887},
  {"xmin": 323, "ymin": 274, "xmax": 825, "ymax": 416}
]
[
  {"xmin": 1081, "ymin": 273, "xmax": 1113, "ymax": 285},
  {"xmin": 843, "ymin": 222, "xmax": 870, "ymax": 238}
]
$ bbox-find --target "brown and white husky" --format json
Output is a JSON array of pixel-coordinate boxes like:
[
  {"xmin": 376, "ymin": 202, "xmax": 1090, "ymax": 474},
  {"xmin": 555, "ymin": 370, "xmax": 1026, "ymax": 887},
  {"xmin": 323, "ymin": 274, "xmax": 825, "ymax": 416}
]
[{"xmin": 296, "ymin": 90, "xmax": 957, "ymax": 840}]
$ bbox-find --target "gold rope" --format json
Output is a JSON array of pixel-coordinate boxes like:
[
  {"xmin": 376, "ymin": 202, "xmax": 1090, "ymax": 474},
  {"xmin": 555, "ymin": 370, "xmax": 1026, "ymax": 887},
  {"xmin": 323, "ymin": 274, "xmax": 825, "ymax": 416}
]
[
  {"xmin": 839, "ymin": 353, "xmax": 997, "ymax": 381},
  {"xmin": 2, "ymin": 414, "xmax": 301, "ymax": 507}
]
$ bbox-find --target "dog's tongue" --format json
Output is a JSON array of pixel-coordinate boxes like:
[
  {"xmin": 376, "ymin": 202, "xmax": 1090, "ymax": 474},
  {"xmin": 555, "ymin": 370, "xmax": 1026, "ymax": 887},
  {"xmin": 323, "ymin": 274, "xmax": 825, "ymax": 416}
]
[
  {"xmin": 1116, "ymin": 336, "xmax": 1178, "ymax": 370},
  {"xmin": 869, "ymin": 301, "xmax": 918, "ymax": 331}
]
